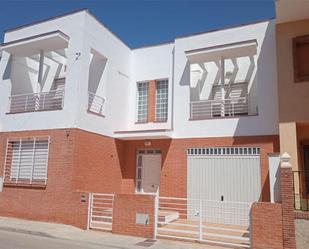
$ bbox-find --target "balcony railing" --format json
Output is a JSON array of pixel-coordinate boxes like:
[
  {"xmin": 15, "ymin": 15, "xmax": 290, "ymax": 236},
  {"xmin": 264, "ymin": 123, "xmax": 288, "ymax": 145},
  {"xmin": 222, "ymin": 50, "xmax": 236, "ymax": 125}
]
[
  {"xmin": 88, "ymin": 91, "xmax": 105, "ymax": 116},
  {"xmin": 190, "ymin": 96, "xmax": 249, "ymax": 120},
  {"xmin": 8, "ymin": 90, "xmax": 65, "ymax": 114}
]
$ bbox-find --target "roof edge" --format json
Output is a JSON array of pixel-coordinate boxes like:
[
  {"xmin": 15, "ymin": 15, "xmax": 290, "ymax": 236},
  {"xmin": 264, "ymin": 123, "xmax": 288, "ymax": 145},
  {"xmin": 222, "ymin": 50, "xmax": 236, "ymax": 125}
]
[
  {"xmin": 4, "ymin": 8, "xmax": 88, "ymax": 33},
  {"xmin": 175, "ymin": 17, "xmax": 275, "ymax": 41}
]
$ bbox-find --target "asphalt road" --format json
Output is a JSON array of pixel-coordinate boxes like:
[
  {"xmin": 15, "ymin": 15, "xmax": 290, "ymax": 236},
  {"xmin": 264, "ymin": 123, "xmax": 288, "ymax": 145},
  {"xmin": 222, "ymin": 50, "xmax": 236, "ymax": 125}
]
[{"xmin": 0, "ymin": 230, "xmax": 125, "ymax": 249}]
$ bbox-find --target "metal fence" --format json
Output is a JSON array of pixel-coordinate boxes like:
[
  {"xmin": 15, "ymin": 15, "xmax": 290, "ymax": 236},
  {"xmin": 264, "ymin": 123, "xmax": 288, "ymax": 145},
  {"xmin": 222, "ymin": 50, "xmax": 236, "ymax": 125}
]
[
  {"xmin": 293, "ymin": 170, "xmax": 309, "ymax": 211},
  {"xmin": 88, "ymin": 193, "xmax": 114, "ymax": 231},
  {"xmin": 8, "ymin": 90, "xmax": 65, "ymax": 114},
  {"xmin": 190, "ymin": 96, "xmax": 248, "ymax": 120},
  {"xmin": 88, "ymin": 92, "xmax": 105, "ymax": 116},
  {"xmin": 156, "ymin": 196, "xmax": 251, "ymax": 248}
]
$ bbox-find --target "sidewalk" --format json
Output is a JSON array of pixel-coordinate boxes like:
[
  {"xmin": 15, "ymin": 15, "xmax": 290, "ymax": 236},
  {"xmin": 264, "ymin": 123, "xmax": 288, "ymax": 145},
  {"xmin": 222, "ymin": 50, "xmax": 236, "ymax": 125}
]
[{"xmin": 0, "ymin": 216, "xmax": 226, "ymax": 249}]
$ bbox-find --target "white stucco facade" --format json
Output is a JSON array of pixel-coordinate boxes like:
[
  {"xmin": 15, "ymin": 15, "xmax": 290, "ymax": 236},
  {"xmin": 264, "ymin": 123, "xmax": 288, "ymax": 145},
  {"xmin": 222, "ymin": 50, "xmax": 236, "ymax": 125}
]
[{"xmin": 0, "ymin": 9, "xmax": 279, "ymax": 139}]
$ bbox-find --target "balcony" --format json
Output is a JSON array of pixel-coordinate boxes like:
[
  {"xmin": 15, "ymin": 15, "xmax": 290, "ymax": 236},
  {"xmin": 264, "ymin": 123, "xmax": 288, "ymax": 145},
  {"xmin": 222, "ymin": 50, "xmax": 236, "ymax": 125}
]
[
  {"xmin": 8, "ymin": 90, "xmax": 65, "ymax": 114},
  {"xmin": 87, "ymin": 91, "xmax": 105, "ymax": 116},
  {"xmin": 190, "ymin": 96, "xmax": 249, "ymax": 120}
]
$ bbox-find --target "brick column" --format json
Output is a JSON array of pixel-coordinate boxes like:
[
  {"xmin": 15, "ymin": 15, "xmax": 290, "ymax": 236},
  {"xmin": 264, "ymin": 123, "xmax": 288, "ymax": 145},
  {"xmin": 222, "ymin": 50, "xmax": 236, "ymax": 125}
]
[
  {"xmin": 148, "ymin": 80, "xmax": 156, "ymax": 122},
  {"xmin": 280, "ymin": 153, "xmax": 296, "ymax": 249}
]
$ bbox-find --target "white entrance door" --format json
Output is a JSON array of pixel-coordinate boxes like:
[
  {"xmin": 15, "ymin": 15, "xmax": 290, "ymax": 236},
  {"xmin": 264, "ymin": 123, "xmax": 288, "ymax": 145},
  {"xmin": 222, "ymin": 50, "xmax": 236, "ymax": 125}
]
[{"xmin": 141, "ymin": 154, "xmax": 161, "ymax": 193}]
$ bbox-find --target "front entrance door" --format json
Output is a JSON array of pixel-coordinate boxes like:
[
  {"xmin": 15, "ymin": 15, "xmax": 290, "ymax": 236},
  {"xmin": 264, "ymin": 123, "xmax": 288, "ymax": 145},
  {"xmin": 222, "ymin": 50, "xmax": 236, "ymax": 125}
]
[{"xmin": 136, "ymin": 150, "xmax": 161, "ymax": 193}]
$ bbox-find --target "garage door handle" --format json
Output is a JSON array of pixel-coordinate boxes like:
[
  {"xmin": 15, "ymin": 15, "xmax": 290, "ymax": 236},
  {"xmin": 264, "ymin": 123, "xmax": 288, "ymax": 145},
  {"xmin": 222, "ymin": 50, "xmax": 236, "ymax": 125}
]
[{"xmin": 221, "ymin": 195, "xmax": 224, "ymax": 201}]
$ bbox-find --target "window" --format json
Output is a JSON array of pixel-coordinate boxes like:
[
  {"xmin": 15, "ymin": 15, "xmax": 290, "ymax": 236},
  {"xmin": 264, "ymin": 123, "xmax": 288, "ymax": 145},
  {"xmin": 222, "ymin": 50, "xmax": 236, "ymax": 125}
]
[
  {"xmin": 293, "ymin": 35, "xmax": 309, "ymax": 82},
  {"xmin": 137, "ymin": 82, "xmax": 149, "ymax": 122},
  {"xmin": 155, "ymin": 80, "xmax": 168, "ymax": 121},
  {"xmin": 4, "ymin": 137, "xmax": 50, "ymax": 185}
]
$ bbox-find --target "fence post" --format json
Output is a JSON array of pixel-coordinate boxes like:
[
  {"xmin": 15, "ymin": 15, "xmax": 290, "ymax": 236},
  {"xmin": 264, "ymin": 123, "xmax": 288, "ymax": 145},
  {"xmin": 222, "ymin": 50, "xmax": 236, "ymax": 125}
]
[
  {"xmin": 87, "ymin": 193, "xmax": 92, "ymax": 230},
  {"xmin": 153, "ymin": 192, "xmax": 159, "ymax": 240},
  {"xmin": 280, "ymin": 152, "xmax": 296, "ymax": 249},
  {"xmin": 199, "ymin": 199, "xmax": 203, "ymax": 241}
]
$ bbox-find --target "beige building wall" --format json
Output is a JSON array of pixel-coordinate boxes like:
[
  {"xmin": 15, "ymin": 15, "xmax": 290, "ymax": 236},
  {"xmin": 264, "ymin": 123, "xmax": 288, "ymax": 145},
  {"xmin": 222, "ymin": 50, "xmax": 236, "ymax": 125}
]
[
  {"xmin": 276, "ymin": 19, "xmax": 309, "ymax": 124},
  {"xmin": 277, "ymin": 19, "xmax": 309, "ymax": 175}
]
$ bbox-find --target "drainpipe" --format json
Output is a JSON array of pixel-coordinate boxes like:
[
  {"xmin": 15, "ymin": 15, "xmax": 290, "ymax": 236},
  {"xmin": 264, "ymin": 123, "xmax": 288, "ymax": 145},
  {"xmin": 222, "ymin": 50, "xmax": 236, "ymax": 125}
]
[{"xmin": 220, "ymin": 57, "xmax": 225, "ymax": 117}]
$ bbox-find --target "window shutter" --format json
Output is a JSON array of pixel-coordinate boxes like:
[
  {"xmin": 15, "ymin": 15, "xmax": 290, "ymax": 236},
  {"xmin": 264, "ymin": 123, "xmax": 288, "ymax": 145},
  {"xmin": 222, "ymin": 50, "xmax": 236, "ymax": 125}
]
[{"xmin": 4, "ymin": 137, "xmax": 50, "ymax": 184}]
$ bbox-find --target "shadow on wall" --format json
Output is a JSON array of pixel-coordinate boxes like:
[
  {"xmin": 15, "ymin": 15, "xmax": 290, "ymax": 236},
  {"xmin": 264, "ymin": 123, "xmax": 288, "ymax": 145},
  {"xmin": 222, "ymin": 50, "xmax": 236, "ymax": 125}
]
[
  {"xmin": 2, "ymin": 55, "xmax": 12, "ymax": 80},
  {"xmin": 88, "ymin": 49, "xmax": 107, "ymax": 95},
  {"xmin": 3, "ymin": 52, "xmax": 67, "ymax": 95}
]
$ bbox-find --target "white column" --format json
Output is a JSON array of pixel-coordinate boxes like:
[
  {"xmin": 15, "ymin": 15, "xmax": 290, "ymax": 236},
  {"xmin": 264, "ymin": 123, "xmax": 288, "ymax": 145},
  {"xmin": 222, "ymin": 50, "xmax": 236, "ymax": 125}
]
[
  {"xmin": 37, "ymin": 50, "xmax": 44, "ymax": 93},
  {"xmin": 220, "ymin": 57, "xmax": 225, "ymax": 117}
]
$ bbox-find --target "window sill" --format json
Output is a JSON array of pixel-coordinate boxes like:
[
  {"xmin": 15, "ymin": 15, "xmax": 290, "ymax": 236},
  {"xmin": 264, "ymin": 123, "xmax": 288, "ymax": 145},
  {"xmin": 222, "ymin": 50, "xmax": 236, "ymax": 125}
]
[
  {"xmin": 4, "ymin": 182, "xmax": 47, "ymax": 189},
  {"xmin": 153, "ymin": 119, "xmax": 167, "ymax": 123},
  {"xmin": 6, "ymin": 107, "xmax": 63, "ymax": 115},
  {"xmin": 189, "ymin": 113, "xmax": 258, "ymax": 121},
  {"xmin": 87, "ymin": 110, "xmax": 105, "ymax": 118},
  {"xmin": 135, "ymin": 121, "xmax": 149, "ymax": 124}
]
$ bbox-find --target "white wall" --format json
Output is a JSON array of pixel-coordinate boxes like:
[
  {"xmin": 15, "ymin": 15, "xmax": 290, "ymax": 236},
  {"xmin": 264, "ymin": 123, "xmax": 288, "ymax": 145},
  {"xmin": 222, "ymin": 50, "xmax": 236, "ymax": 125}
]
[
  {"xmin": 127, "ymin": 43, "xmax": 174, "ymax": 131},
  {"xmin": 0, "ymin": 11, "xmax": 86, "ymax": 132},
  {"xmin": 172, "ymin": 20, "xmax": 278, "ymax": 138},
  {"xmin": 0, "ymin": 12, "xmax": 279, "ymax": 139},
  {"xmin": 74, "ymin": 13, "xmax": 132, "ymax": 137}
]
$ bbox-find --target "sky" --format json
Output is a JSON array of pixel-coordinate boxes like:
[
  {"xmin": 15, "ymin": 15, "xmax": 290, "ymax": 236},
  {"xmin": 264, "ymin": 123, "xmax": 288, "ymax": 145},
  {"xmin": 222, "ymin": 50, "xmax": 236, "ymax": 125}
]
[{"xmin": 0, "ymin": 0, "xmax": 275, "ymax": 48}]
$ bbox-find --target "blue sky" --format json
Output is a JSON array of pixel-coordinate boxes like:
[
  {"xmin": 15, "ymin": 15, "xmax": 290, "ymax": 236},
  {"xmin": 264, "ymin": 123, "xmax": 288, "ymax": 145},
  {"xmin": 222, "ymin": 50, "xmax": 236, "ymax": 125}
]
[{"xmin": 0, "ymin": 0, "xmax": 275, "ymax": 48}]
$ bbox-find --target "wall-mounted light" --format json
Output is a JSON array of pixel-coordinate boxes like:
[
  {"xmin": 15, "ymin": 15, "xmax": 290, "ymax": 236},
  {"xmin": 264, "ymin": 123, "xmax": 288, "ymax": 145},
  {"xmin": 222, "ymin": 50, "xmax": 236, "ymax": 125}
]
[{"xmin": 144, "ymin": 140, "xmax": 151, "ymax": 147}]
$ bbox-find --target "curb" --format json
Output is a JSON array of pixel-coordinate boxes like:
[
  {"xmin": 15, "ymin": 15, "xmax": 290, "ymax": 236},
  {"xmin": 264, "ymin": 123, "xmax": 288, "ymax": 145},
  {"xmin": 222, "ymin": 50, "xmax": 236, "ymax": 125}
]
[{"xmin": 0, "ymin": 226, "xmax": 55, "ymax": 238}]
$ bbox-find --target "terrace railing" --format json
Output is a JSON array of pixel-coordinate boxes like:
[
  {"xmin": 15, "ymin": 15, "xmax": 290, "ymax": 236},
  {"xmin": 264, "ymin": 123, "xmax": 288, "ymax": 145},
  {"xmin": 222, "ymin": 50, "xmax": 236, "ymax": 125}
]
[
  {"xmin": 8, "ymin": 90, "xmax": 65, "ymax": 114},
  {"xmin": 88, "ymin": 92, "xmax": 105, "ymax": 116},
  {"xmin": 190, "ymin": 96, "xmax": 248, "ymax": 120}
]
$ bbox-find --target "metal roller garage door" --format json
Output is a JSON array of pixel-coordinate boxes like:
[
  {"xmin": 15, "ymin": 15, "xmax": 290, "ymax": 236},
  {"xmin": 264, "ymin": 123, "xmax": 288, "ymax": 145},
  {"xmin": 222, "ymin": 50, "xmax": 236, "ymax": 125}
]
[{"xmin": 187, "ymin": 147, "xmax": 261, "ymax": 202}]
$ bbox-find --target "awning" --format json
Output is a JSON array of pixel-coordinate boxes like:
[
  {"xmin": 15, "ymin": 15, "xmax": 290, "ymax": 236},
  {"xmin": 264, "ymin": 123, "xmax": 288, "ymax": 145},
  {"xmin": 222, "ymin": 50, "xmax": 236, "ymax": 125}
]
[
  {"xmin": 185, "ymin": 39, "xmax": 257, "ymax": 63},
  {"xmin": 0, "ymin": 30, "xmax": 69, "ymax": 57}
]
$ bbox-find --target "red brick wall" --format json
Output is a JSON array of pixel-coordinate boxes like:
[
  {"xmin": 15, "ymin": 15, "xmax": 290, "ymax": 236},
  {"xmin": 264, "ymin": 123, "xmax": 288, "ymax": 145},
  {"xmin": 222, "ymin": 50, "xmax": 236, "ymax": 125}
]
[
  {"xmin": 148, "ymin": 80, "xmax": 156, "ymax": 122},
  {"xmin": 280, "ymin": 166, "xmax": 296, "ymax": 249},
  {"xmin": 121, "ymin": 135, "xmax": 279, "ymax": 201},
  {"xmin": 112, "ymin": 194, "xmax": 155, "ymax": 238},
  {"xmin": 251, "ymin": 159, "xmax": 296, "ymax": 249},
  {"xmin": 0, "ymin": 129, "xmax": 89, "ymax": 229},
  {"xmin": 0, "ymin": 128, "xmax": 279, "ymax": 230},
  {"xmin": 251, "ymin": 202, "xmax": 284, "ymax": 249},
  {"xmin": 71, "ymin": 129, "xmax": 124, "ymax": 194}
]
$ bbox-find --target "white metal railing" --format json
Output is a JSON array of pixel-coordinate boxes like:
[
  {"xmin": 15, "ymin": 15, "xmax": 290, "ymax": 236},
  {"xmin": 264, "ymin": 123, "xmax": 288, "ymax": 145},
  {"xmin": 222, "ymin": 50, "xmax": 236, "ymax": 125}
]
[
  {"xmin": 190, "ymin": 96, "xmax": 248, "ymax": 120},
  {"xmin": 156, "ymin": 196, "xmax": 251, "ymax": 248},
  {"xmin": 8, "ymin": 90, "xmax": 65, "ymax": 114},
  {"xmin": 88, "ymin": 193, "xmax": 114, "ymax": 231},
  {"xmin": 88, "ymin": 92, "xmax": 105, "ymax": 116}
]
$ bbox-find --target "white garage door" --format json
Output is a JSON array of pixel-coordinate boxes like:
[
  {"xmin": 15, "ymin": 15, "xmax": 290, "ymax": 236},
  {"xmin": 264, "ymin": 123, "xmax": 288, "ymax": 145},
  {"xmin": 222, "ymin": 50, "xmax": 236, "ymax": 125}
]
[{"xmin": 187, "ymin": 147, "xmax": 261, "ymax": 203}]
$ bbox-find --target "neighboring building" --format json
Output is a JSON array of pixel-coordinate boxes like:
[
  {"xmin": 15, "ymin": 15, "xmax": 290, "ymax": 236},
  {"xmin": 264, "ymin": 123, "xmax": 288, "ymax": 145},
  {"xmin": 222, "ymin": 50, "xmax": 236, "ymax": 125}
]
[
  {"xmin": 0, "ymin": 9, "xmax": 281, "ymax": 247},
  {"xmin": 276, "ymin": 1, "xmax": 309, "ymax": 212}
]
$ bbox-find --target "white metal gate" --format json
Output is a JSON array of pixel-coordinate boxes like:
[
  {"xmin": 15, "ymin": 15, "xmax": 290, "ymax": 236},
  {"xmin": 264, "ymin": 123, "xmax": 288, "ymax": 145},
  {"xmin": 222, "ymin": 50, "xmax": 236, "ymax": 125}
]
[
  {"xmin": 88, "ymin": 193, "xmax": 114, "ymax": 231},
  {"xmin": 156, "ymin": 196, "xmax": 251, "ymax": 248}
]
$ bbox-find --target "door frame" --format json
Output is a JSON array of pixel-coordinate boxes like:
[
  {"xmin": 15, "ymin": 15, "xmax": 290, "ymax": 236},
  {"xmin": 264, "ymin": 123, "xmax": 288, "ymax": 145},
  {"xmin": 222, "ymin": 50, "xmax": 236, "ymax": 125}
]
[{"xmin": 135, "ymin": 149, "xmax": 161, "ymax": 194}]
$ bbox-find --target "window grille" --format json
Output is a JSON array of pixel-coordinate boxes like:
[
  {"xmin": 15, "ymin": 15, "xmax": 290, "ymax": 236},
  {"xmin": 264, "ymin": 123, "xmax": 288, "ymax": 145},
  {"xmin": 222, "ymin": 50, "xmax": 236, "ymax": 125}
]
[
  {"xmin": 155, "ymin": 80, "xmax": 168, "ymax": 121},
  {"xmin": 187, "ymin": 147, "xmax": 260, "ymax": 156},
  {"xmin": 3, "ymin": 137, "xmax": 50, "ymax": 184},
  {"xmin": 137, "ymin": 82, "xmax": 149, "ymax": 122}
]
